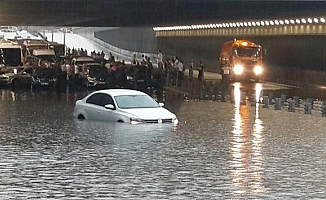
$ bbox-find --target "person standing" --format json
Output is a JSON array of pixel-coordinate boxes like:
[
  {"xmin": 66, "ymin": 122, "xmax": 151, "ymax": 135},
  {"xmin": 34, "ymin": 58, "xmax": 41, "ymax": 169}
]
[
  {"xmin": 60, "ymin": 59, "xmax": 68, "ymax": 88},
  {"xmin": 177, "ymin": 60, "xmax": 184, "ymax": 87},
  {"xmin": 74, "ymin": 63, "xmax": 79, "ymax": 87},
  {"xmin": 198, "ymin": 61, "xmax": 204, "ymax": 82},
  {"xmin": 131, "ymin": 53, "xmax": 137, "ymax": 66},
  {"xmin": 157, "ymin": 50, "xmax": 164, "ymax": 71},
  {"xmin": 189, "ymin": 60, "xmax": 194, "ymax": 79},
  {"xmin": 67, "ymin": 63, "xmax": 74, "ymax": 88}
]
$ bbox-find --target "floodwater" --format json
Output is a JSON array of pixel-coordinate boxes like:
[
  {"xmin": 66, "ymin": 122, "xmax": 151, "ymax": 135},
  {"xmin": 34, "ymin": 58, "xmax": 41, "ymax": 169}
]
[{"xmin": 0, "ymin": 86, "xmax": 325, "ymax": 199}]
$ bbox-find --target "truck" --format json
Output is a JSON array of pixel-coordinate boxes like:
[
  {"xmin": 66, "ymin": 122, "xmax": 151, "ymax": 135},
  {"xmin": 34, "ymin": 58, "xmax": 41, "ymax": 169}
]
[
  {"xmin": 219, "ymin": 39, "xmax": 263, "ymax": 82},
  {"xmin": 32, "ymin": 49, "xmax": 56, "ymax": 67},
  {"xmin": 0, "ymin": 40, "xmax": 24, "ymax": 68}
]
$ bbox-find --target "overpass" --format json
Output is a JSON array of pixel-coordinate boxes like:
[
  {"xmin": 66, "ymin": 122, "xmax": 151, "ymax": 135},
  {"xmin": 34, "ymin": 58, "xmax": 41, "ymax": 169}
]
[{"xmin": 1, "ymin": 1, "xmax": 326, "ymax": 27}]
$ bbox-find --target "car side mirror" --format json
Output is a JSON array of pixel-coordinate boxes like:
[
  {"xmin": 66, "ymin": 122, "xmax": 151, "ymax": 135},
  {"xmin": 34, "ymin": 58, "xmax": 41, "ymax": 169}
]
[
  {"xmin": 104, "ymin": 104, "xmax": 115, "ymax": 110},
  {"xmin": 159, "ymin": 102, "xmax": 164, "ymax": 107}
]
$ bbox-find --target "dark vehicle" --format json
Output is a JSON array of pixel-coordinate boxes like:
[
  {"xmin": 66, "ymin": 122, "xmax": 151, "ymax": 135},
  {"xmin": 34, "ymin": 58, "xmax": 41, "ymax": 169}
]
[
  {"xmin": 31, "ymin": 67, "xmax": 58, "ymax": 88},
  {"xmin": 79, "ymin": 63, "xmax": 108, "ymax": 88},
  {"xmin": 125, "ymin": 65, "xmax": 149, "ymax": 91},
  {"xmin": 32, "ymin": 49, "xmax": 56, "ymax": 67},
  {"xmin": 0, "ymin": 66, "xmax": 34, "ymax": 89}
]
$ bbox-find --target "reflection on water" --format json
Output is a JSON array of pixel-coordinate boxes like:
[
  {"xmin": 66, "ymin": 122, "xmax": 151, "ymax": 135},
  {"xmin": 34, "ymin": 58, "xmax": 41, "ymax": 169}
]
[
  {"xmin": 0, "ymin": 88, "xmax": 326, "ymax": 199},
  {"xmin": 230, "ymin": 83, "xmax": 265, "ymax": 195}
]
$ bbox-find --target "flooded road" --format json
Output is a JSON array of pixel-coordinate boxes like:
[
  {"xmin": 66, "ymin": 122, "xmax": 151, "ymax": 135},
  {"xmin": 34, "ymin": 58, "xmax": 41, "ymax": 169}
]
[{"xmin": 0, "ymin": 87, "xmax": 325, "ymax": 199}]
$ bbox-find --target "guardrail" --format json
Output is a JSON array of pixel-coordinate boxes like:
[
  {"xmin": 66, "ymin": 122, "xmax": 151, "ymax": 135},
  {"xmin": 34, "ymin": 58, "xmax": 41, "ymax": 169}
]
[{"xmin": 258, "ymin": 95, "xmax": 326, "ymax": 117}]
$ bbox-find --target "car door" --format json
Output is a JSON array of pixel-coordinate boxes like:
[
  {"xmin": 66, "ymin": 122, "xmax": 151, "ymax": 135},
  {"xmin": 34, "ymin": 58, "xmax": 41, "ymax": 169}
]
[
  {"xmin": 85, "ymin": 93, "xmax": 105, "ymax": 120},
  {"xmin": 98, "ymin": 93, "xmax": 119, "ymax": 122},
  {"xmin": 85, "ymin": 93, "xmax": 117, "ymax": 121},
  {"xmin": 19, "ymin": 67, "xmax": 33, "ymax": 84}
]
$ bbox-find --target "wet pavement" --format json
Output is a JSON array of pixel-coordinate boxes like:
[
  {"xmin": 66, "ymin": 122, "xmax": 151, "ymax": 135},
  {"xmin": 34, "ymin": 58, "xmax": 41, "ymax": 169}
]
[{"xmin": 0, "ymin": 87, "xmax": 325, "ymax": 199}]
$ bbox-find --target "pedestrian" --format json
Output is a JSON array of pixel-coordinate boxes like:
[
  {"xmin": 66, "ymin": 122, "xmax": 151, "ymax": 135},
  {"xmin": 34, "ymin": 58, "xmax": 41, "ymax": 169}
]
[
  {"xmin": 176, "ymin": 60, "xmax": 184, "ymax": 87},
  {"xmin": 189, "ymin": 60, "xmax": 194, "ymax": 79},
  {"xmin": 198, "ymin": 61, "xmax": 204, "ymax": 81},
  {"xmin": 74, "ymin": 63, "xmax": 79, "ymax": 86},
  {"xmin": 131, "ymin": 53, "xmax": 137, "ymax": 66},
  {"xmin": 67, "ymin": 63, "xmax": 74, "ymax": 87},
  {"xmin": 61, "ymin": 59, "xmax": 68, "ymax": 87},
  {"xmin": 157, "ymin": 50, "xmax": 164, "ymax": 71},
  {"xmin": 109, "ymin": 52, "xmax": 115, "ymax": 63},
  {"xmin": 109, "ymin": 63, "xmax": 117, "ymax": 88},
  {"xmin": 147, "ymin": 57, "xmax": 153, "ymax": 84}
]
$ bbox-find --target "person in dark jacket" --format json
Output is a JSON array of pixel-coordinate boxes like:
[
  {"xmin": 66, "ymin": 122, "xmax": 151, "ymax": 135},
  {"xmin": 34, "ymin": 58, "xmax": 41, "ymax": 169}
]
[{"xmin": 198, "ymin": 61, "xmax": 204, "ymax": 81}]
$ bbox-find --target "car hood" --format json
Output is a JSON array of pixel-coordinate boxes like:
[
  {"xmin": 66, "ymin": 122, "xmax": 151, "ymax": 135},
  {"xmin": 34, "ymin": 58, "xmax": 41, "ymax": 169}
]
[{"xmin": 120, "ymin": 107, "xmax": 176, "ymax": 119}]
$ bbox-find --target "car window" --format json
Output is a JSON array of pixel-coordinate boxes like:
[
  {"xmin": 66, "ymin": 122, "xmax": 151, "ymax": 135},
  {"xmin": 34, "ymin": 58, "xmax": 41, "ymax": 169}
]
[
  {"xmin": 86, "ymin": 93, "xmax": 102, "ymax": 106},
  {"xmin": 101, "ymin": 94, "xmax": 114, "ymax": 106},
  {"xmin": 86, "ymin": 93, "xmax": 115, "ymax": 107}
]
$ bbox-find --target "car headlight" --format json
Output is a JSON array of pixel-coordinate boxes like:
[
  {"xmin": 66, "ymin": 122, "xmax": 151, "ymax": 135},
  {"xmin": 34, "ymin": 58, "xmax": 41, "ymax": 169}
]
[
  {"xmin": 130, "ymin": 118, "xmax": 145, "ymax": 125},
  {"xmin": 87, "ymin": 76, "xmax": 96, "ymax": 81},
  {"xmin": 32, "ymin": 77, "xmax": 40, "ymax": 82},
  {"xmin": 254, "ymin": 65, "xmax": 263, "ymax": 75},
  {"xmin": 173, "ymin": 117, "xmax": 179, "ymax": 125},
  {"xmin": 1, "ymin": 74, "xmax": 9, "ymax": 79},
  {"xmin": 233, "ymin": 65, "xmax": 243, "ymax": 75},
  {"xmin": 127, "ymin": 76, "xmax": 134, "ymax": 81}
]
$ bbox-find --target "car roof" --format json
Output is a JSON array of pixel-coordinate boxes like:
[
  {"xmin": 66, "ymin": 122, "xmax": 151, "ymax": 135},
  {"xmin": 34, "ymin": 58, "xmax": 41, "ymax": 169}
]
[{"xmin": 93, "ymin": 89, "xmax": 147, "ymax": 97}]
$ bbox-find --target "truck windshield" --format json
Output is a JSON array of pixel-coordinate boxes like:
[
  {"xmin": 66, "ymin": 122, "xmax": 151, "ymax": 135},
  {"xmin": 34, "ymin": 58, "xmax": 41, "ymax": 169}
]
[
  {"xmin": 235, "ymin": 47, "xmax": 261, "ymax": 57},
  {"xmin": 0, "ymin": 48, "xmax": 22, "ymax": 66}
]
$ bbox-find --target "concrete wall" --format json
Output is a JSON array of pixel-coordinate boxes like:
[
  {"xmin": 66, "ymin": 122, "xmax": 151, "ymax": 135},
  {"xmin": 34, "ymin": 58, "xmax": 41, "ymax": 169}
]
[
  {"xmin": 94, "ymin": 28, "xmax": 326, "ymax": 84},
  {"xmin": 94, "ymin": 27, "xmax": 158, "ymax": 54}
]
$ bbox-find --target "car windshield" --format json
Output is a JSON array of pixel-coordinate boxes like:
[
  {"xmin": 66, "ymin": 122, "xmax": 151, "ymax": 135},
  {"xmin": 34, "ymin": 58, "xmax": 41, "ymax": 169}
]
[
  {"xmin": 114, "ymin": 95, "xmax": 160, "ymax": 109},
  {"xmin": 37, "ymin": 55, "xmax": 56, "ymax": 62},
  {"xmin": 89, "ymin": 66, "xmax": 108, "ymax": 78},
  {"xmin": 33, "ymin": 68, "xmax": 55, "ymax": 78},
  {"xmin": 234, "ymin": 47, "xmax": 261, "ymax": 57}
]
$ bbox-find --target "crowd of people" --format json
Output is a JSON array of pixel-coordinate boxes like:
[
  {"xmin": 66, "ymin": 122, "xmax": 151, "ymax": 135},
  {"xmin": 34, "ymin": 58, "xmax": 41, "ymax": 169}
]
[
  {"xmin": 130, "ymin": 50, "xmax": 206, "ymax": 89},
  {"xmin": 13, "ymin": 47, "xmax": 206, "ymax": 93}
]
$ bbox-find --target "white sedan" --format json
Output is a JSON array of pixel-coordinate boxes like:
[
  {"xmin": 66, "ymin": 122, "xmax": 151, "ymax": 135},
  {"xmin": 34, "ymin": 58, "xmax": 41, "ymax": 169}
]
[{"xmin": 73, "ymin": 89, "xmax": 179, "ymax": 125}]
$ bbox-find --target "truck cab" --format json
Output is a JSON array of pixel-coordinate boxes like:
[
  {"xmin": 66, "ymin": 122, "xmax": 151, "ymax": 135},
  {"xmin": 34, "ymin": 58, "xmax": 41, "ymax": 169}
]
[{"xmin": 220, "ymin": 39, "xmax": 263, "ymax": 82}]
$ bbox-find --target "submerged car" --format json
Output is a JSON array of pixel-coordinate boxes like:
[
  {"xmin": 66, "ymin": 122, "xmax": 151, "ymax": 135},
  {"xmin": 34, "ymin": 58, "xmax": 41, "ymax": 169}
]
[{"xmin": 73, "ymin": 89, "xmax": 179, "ymax": 125}]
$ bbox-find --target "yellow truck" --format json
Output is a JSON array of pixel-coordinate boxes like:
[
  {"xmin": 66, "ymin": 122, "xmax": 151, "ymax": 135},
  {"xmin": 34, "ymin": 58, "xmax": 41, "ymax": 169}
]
[{"xmin": 220, "ymin": 39, "xmax": 263, "ymax": 82}]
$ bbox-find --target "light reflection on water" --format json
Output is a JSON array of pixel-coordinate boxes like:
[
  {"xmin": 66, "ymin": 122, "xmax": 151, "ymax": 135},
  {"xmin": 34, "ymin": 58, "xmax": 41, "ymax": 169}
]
[
  {"xmin": 229, "ymin": 83, "xmax": 265, "ymax": 196},
  {"xmin": 0, "ymin": 88, "xmax": 325, "ymax": 199}
]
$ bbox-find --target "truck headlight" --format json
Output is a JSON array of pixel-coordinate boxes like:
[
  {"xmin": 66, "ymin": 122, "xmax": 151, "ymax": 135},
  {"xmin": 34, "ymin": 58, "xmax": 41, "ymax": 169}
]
[
  {"xmin": 254, "ymin": 66, "xmax": 263, "ymax": 75},
  {"xmin": 233, "ymin": 65, "xmax": 243, "ymax": 75}
]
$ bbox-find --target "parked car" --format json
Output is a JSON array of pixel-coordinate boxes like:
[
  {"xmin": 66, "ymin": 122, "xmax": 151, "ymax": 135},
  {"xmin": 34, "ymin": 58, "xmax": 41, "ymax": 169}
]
[
  {"xmin": 78, "ymin": 63, "xmax": 109, "ymax": 87},
  {"xmin": 0, "ymin": 66, "xmax": 34, "ymax": 88},
  {"xmin": 73, "ymin": 89, "xmax": 179, "ymax": 125},
  {"xmin": 31, "ymin": 67, "xmax": 59, "ymax": 88}
]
